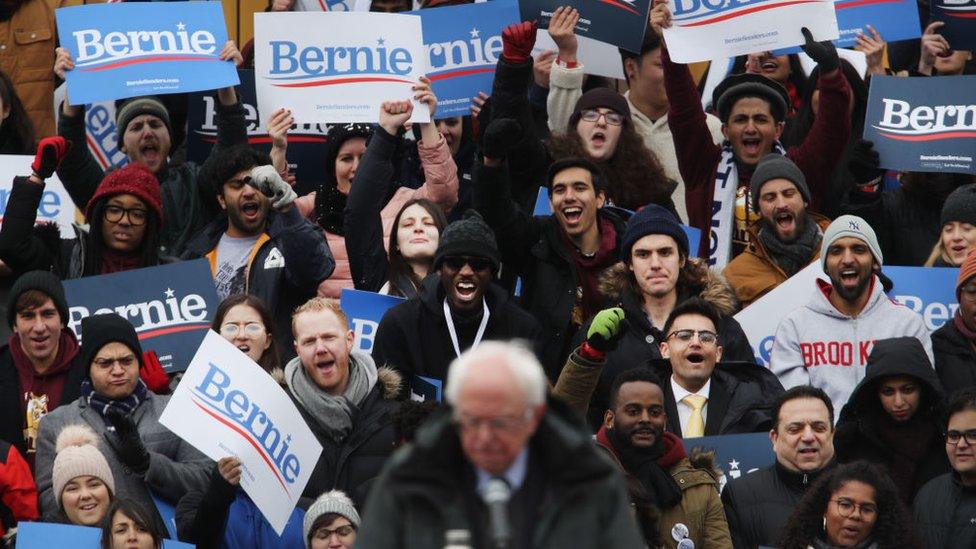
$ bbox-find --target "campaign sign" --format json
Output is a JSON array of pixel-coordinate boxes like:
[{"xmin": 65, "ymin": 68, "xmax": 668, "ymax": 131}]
[
  {"xmin": 160, "ymin": 331, "xmax": 322, "ymax": 535},
  {"xmin": 931, "ymin": 0, "xmax": 976, "ymax": 52},
  {"xmin": 519, "ymin": 0, "xmax": 653, "ymax": 53},
  {"xmin": 690, "ymin": 432, "xmax": 775, "ymax": 492},
  {"xmin": 831, "ymin": 0, "xmax": 921, "ymax": 49},
  {"xmin": 187, "ymin": 69, "xmax": 329, "ymax": 194},
  {"xmin": 340, "ymin": 288, "xmax": 405, "ymax": 354},
  {"xmin": 254, "ymin": 12, "xmax": 430, "ymax": 124},
  {"xmin": 662, "ymin": 0, "xmax": 839, "ymax": 63},
  {"xmin": 0, "ymin": 155, "xmax": 76, "ymax": 237},
  {"xmin": 54, "ymin": 83, "xmax": 128, "ymax": 171},
  {"xmin": 17, "ymin": 522, "xmax": 193, "ymax": 548},
  {"xmin": 736, "ymin": 263, "xmax": 959, "ymax": 366},
  {"xmin": 56, "ymin": 2, "xmax": 240, "ymax": 105},
  {"xmin": 63, "ymin": 259, "xmax": 220, "ymax": 373},
  {"xmin": 532, "ymin": 31, "xmax": 626, "ymax": 79},
  {"xmin": 864, "ymin": 75, "xmax": 976, "ymax": 175},
  {"xmin": 408, "ymin": 1, "xmax": 519, "ymax": 118}
]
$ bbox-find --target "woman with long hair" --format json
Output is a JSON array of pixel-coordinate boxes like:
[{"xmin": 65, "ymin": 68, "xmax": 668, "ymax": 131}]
[
  {"xmin": 0, "ymin": 69, "xmax": 35, "ymax": 154},
  {"xmin": 0, "ymin": 138, "xmax": 170, "ymax": 279},
  {"xmin": 372, "ymin": 198, "xmax": 447, "ymax": 298},
  {"xmin": 778, "ymin": 461, "xmax": 922, "ymax": 549},
  {"xmin": 211, "ymin": 294, "xmax": 282, "ymax": 376},
  {"xmin": 100, "ymin": 499, "xmax": 164, "ymax": 549},
  {"xmin": 925, "ymin": 184, "xmax": 976, "ymax": 267}
]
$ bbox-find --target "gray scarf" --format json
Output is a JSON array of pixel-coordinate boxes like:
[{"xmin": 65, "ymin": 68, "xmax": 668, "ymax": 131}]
[
  {"xmin": 284, "ymin": 351, "xmax": 378, "ymax": 442},
  {"xmin": 758, "ymin": 214, "xmax": 822, "ymax": 277}
]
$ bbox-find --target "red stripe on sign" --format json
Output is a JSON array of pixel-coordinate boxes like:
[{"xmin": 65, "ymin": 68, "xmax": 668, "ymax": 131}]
[
  {"xmin": 680, "ymin": 0, "xmax": 818, "ymax": 27},
  {"xmin": 272, "ymin": 76, "xmax": 414, "ymax": 88},
  {"xmin": 947, "ymin": 12, "xmax": 976, "ymax": 18},
  {"xmin": 191, "ymin": 398, "xmax": 289, "ymax": 492},
  {"xmin": 428, "ymin": 67, "xmax": 496, "ymax": 81},
  {"xmin": 200, "ymin": 136, "xmax": 328, "ymax": 144},
  {"xmin": 80, "ymin": 55, "xmax": 214, "ymax": 72},
  {"xmin": 835, "ymin": 0, "xmax": 901, "ymax": 9},
  {"xmin": 597, "ymin": 0, "xmax": 641, "ymax": 15},
  {"xmin": 879, "ymin": 130, "xmax": 976, "ymax": 142},
  {"xmin": 137, "ymin": 323, "xmax": 211, "ymax": 340},
  {"xmin": 85, "ymin": 134, "xmax": 111, "ymax": 169}
]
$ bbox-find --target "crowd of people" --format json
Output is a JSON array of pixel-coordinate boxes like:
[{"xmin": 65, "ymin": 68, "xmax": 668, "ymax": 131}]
[{"xmin": 0, "ymin": 0, "xmax": 973, "ymax": 547}]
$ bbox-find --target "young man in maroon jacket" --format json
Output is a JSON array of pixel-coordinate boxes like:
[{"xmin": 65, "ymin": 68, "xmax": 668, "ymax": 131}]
[{"xmin": 650, "ymin": 0, "xmax": 851, "ymax": 266}]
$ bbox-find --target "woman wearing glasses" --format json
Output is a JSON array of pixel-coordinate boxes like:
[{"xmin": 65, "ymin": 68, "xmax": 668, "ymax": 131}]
[
  {"xmin": 211, "ymin": 294, "xmax": 282, "ymax": 378},
  {"xmin": 778, "ymin": 461, "xmax": 922, "ymax": 549},
  {"xmin": 0, "ymin": 137, "xmax": 171, "ymax": 279}
]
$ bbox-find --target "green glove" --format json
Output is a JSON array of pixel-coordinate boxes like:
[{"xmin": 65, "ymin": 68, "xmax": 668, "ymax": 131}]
[{"xmin": 586, "ymin": 307, "xmax": 626, "ymax": 353}]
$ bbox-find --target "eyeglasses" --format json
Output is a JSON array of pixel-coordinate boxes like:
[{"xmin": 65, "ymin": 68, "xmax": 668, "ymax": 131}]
[
  {"xmin": 666, "ymin": 329, "xmax": 718, "ymax": 344},
  {"xmin": 442, "ymin": 256, "xmax": 492, "ymax": 273},
  {"xmin": 104, "ymin": 205, "xmax": 149, "ymax": 226},
  {"xmin": 831, "ymin": 498, "xmax": 878, "ymax": 518},
  {"xmin": 454, "ymin": 410, "xmax": 533, "ymax": 434},
  {"xmin": 93, "ymin": 356, "xmax": 137, "ymax": 368},
  {"xmin": 580, "ymin": 109, "xmax": 625, "ymax": 126},
  {"xmin": 219, "ymin": 322, "xmax": 266, "ymax": 337},
  {"xmin": 946, "ymin": 430, "xmax": 976, "ymax": 445},
  {"xmin": 313, "ymin": 524, "xmax": 355, "ymax": 539}
]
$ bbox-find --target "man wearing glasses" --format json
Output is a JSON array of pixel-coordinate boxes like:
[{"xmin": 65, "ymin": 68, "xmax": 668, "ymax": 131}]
[
  {"xmin": 373, "ymin": 211, "xmax": 542, "ymax": 401},
  {"xmin": 358, "ymin": 340, "xmax": 644, "ymax": 548},
  {"xmin": 914, "ymin": 388, "xmax": 976, "ymax": 549}
]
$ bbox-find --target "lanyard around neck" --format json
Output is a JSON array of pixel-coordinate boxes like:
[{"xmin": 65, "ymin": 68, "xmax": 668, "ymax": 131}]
[{"xmin": 443, "ymin": 298, "xmax": 490, "ymax": 358}]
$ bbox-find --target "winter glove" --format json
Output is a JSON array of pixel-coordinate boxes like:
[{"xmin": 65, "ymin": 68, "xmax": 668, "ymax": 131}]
[
  {"xmin": 139, "ymin": 350, "xmax": 170, "ymax": 395},
  {"xmin": 585, "ymin": 307, "xmax": 626, "ymax": 353},
  {"xmin": 501, "ymin": 21, "xmax": 538, "ymax": 64},
  {"xmin": 31, "ymin": 136, "xmax": 71, "ymax": 180},
  {"xmin": 250, "ymin": 164, "xmax": 297, "ymax": 210},
  {"xmin": 481, "ymin": 118, "xmax": 521, "ymax": 160},
  {"xmin": 848, "ymin": 139, "xmax": 886, "ymax": 187},
  {"xmin": 800, "ymin": 27, "xmax": 839, "ymax": 73},
  {"xmin": 104, "ymin": 410, "xmax": 151, "ymax": 475}
]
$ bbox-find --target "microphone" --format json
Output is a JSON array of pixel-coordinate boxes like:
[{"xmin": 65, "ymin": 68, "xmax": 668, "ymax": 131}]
[{"xmin": 483, "ymin": 477, "xmax": 512, "ymax": 549}]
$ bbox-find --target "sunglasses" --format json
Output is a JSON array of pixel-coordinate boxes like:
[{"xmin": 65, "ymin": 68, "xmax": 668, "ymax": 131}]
[{"xmin": 442, "ymin": 256, "xmax": 492, "ymax": 272}]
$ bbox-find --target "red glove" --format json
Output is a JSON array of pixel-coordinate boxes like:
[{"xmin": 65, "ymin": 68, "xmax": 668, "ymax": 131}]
[
  {"xmin": 31, "ymin": 136, "xmax": 71, "ymax": 180},
  {"xmin": 140, "ymin": 351, "xmax": 171, "ymax": 394},
  {"xmin": 501, "ymin": 21, "xmax": 538, "ymax": 64}
]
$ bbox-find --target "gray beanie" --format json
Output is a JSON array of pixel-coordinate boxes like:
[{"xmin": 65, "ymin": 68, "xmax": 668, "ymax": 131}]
[
  {"xmin": 303, "ymin": 490, "xmax": 360, "ymax": 548},
  {"xmin": 116, "ymin": 96, "xmax": 172, "ymax": 138},
  {"xmin": 432, "ymin": 210, "xmax": 500, "ymax": 272},
  {"xmin": 750, "ymin": 154, "xmax": 810, "ymax": 210},
  {"xmin": 820, "ymin": 215, "xmax": 883, "ymax": 271},
  {"xmin": 940, "ymin": 184, "xmax": 976, "ymax": 228}
]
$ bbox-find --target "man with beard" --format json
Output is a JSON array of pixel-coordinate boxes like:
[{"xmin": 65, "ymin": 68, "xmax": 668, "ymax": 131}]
[
  {"xmin": 597, "ymin": 367, "xmax": 732, "ymax": 548},
  {"xmin": 372, "ymin": 210, "xmax": 542, "ymax": 401},
  {"xmin": 770, "ymin": 215, "xmax": 932, "ymax": 411},
  {"xmin": 182, "ymin": 145, "xmax": 333, "ymax": 354},
  {"xmin": 724, "ymin": 154, "xmax": 832, "ymax": 307}
]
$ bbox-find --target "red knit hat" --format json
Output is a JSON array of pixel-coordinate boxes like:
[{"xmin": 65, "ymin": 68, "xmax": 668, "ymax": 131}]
[
  {"xmin": 85, "ymin": 163, "xmax": 163, "ymax": 224},
  {"xmin": 957, "ymin": 248, "xmax": 976, "ymax": 301}
]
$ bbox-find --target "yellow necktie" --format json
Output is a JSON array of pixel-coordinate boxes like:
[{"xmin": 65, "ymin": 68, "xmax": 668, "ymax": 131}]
[{"xmin": 682, "ymin": 394, "xmax": 707, "ymax": 438}]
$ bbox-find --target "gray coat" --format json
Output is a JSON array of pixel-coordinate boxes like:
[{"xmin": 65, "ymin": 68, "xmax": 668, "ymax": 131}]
[{"xmin": 34, "ymin": 393, "xmax": 212, "ymax": 534}]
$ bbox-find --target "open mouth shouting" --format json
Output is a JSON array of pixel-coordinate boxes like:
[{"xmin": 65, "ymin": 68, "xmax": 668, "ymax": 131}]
[
  {"xmin": 454, "ymin": 280, "xmax": 479, "ymax": 303},
  {"xmin": 838, "ymin": 268, "xmax": 860, "ymax": 288},
  {"xmin": 240, "ymin": 199, "xmax": 262, "ymax": 223},
  {"xmin": 561, "ymin": 206, "xmax": 583, "ymax": 229},
  {"xmin": 774, "ymin": 210, "xmax": 796, "ymax": 236},
  {"xmin": 741, "ymin": 136, "xmax": 763, "ymax": 158},
  {"xmin": 760, "ymin": 59, "xmax": 779, "ymax": 73},
  {"xmin": 590, "ymin": 130, "xmax": 606, "ymax": 149},
  {"xmin": 685, "ymin": 352, "xmax": 706, "ymax": 367}
]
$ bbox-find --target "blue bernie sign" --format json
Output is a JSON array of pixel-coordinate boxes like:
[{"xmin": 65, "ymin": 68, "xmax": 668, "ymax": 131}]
[
  {"xmin": 17, "ymin": 522, "xmax": 193, "ymax": 549},
  {"xmin": 832, "ymin": 0, "xmax": 921, "ymax": 48},
  {"xmin": 340, "ymin": 288, "xmax": 405, "ymax": 354},
  {"xmin": 56, "ymin": 1, "xmax": 240, "ymax": 105},
  {"xmin": 63, "ymin": 259, "xmax": 220, "ymax": 373},
  {"xmin": 687, "ymin": 432, "xmax": 776, "ymax": 492},
  {"xmin": 519, "ymin": 0, "xmax": 652, "ymax": 53},
  {"xmin": 409, "ymin": 0, "xmax": 521, "ymax": 118},
  {"xmin": 931, "ymin": 0, "xmax": 976, "ymax": 51},
  {"xmin": 864, "ymin": 75, "xmax": 976, "ymax": 175}
]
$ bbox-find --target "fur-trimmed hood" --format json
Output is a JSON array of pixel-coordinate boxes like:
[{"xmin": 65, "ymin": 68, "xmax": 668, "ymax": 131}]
[
  {"xmin": 376, "ymin": 366, "xmax": 402, "ymax": 401},
  {"xmin": 597, "ymin": 257, "xmax": 740, "ymax": 317}
]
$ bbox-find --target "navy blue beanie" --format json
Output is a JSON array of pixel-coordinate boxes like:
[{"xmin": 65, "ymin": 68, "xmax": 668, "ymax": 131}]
[{"xmin": 621, "ymin": 204, "xmax": 688, "ymax": 261}]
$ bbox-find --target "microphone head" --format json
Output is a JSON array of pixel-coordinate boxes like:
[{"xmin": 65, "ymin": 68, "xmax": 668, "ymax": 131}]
[{"xmin": 483, "ymin": 477, "xmax": 512, "ymax": 504}]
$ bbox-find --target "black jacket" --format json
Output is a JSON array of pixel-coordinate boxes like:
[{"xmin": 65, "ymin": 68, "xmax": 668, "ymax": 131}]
[
  {"xmin": 474, "ymin": 160, "xmax": 626, "ymax": 379},
  {"xmin": 914, "ymin": 473, "xmax": 976, "ymax": 549},
  {"xmin": 356, "ymin": 397, "xmax": 644, "ymax": 549},
  {"xmin": 932, "ymin": 319, "xmax": 976, "ymax": 392},
  {"xmin": 839, "ymin": 184, "xmax": 942, "ymax": 267},
  {"xmin": 181, "ymin": 206, "xmax": 334, "ymax": 356},
  {"xmin": 576, "ymin": 261, "xmax": 756, "ymax": 428},
  {"xmin": 372, "ymin": 274, "xmax": 543, "ymax": 401},
  {"xmin": 721, "ymin": 461, "xmax": 835, "ymax": 549},
  {"xmin": 290, "ymin": 365, "xmax": 402, "ymax": 509},
  {"xmin": 834, "ymin": 337, "xmax": 949, "ymax": 503}
]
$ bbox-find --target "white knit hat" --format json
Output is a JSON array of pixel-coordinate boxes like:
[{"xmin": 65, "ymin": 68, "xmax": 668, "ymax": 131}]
[
  {"xmin": 820, "ymin": 215, "xmax": 884, "ymax": 272},
  {"xmin": 52, "ymin": 424, "xmax": 115, "ymax": 508},
  {"xmin": 303, "ymin": 489, "xmax": 360, "ymax": 548}
]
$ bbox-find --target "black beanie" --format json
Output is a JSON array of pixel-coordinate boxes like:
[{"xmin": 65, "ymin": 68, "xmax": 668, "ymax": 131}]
[
  {"xmin": 7, "ymin": 270, "xmax": 69, "ymax": 328},
  {"xmin": 433, "ymin": 210, "xmax": 500, "ymax": 272},
  {"xmin": 940, "ymin": 184, "xmax": 976, "ymax": 228},
  {"xmin": 621, "ymin": 204, "xmax": 689, "ymax": 261},
  {"xmin": 569, "ymin": 87, "xmax": 631, "ymax": 129},
  {"xmin": 749, "ymin": 153, "xmax": 811, "ymax": 210},
  {"xmin": 80, "ymin": 313, "xmax": 143, "ymax": 373}
]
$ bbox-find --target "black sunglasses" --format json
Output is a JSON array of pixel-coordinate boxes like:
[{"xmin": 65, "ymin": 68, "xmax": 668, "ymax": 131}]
[{"xmin": 442, "ymin": 256, "xmax": 492, "ymax": 272}]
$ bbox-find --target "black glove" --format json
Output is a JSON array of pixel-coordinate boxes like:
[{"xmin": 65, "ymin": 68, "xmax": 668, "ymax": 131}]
[
  {"xmin": 104, "ymin": 410, "xmax": 151, "ymax": 475},
  {"xmin": 800, "ymin": 27, "xmax": 839, "ymax": 73},
  {"xmin": 481, "ymin": 118, "xmax": 521, "ymax": 160},
  {"xmin": 848, "ymin": 139, "xmax": 885, "ymax": 186}
]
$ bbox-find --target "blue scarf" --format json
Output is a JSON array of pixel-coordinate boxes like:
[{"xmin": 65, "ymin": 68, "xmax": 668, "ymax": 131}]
[{"xmin": 81, "ymin": 379, "xmax": 149, "ymax": 424}]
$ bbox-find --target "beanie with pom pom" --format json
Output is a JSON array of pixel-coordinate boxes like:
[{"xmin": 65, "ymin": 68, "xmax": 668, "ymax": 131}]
[{"xmin": 52, "ymin": 424, "xmax": 115, "ymax": 506}]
